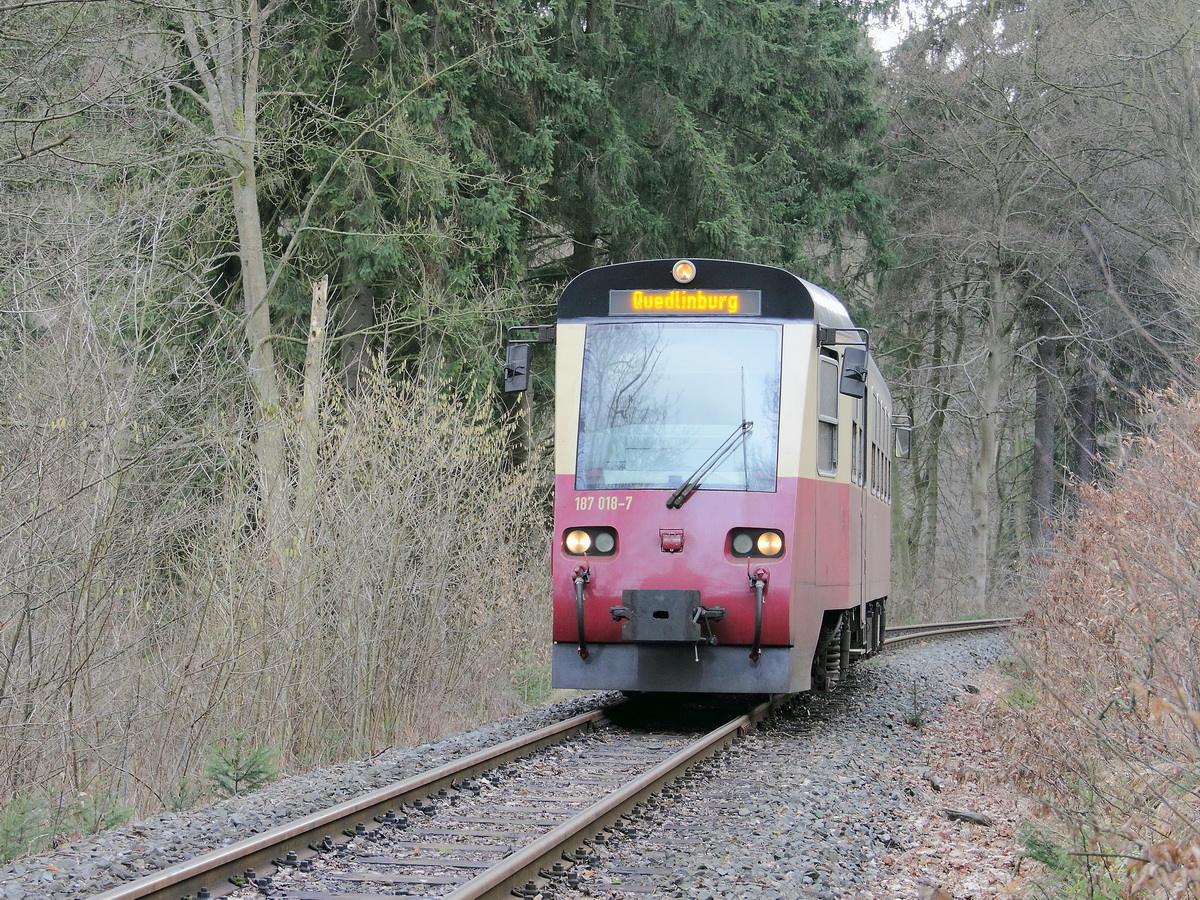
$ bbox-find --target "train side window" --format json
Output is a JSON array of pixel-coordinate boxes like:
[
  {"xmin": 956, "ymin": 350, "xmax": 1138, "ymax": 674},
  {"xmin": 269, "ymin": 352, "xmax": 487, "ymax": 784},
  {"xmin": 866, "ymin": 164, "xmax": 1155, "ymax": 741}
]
[
  {"xmin": 851, "ymin": 395, "xmax": 865, "ymax": 486},
  {"xmin": 882, "ymin": 405, "xmax": 892, "ymax": 502},
  {"xmin": 875, "ymin": 399, "xmax": 886, "ymax": 502},
  {"xmin": 818, "ymin": 352, "xmax": 839, "ymax": 476},
  {"xmin": 870, "ymin": 393, "xmax": 881, "ymax": 497}
]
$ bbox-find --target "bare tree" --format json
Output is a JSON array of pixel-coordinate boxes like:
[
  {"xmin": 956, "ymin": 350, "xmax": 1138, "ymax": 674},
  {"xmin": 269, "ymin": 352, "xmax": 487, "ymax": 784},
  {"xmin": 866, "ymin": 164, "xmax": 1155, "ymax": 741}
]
[
  {"xmin": 882, "ymin": 0, "xmax": 1200, "ymax": 616},
  {"xmin": 0, "ymin": 0, "xmax": 150, "ymax": 169},
  {"xmin": 885, "ymin": 2, "xmax": 1069, "ymax": 611},
  {"xmin": 156, "ymin": 0, "xmax": 290, "ymax": 556}
]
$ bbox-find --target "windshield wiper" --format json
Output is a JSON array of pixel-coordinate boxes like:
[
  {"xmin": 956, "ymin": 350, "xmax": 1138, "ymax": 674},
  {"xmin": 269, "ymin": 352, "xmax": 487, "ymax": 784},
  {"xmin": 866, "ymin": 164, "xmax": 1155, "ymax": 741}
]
[{"xmin": 665, "ymin": 420, "xmax": 754, "ymax": 509}]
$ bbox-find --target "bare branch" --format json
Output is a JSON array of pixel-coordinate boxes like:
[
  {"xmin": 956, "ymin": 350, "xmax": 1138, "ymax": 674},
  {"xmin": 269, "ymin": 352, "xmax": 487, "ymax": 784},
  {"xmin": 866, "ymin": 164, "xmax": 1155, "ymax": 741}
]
[{"xmin": 2, "ymin": 132, "xmax": 72, "ymax": 164}]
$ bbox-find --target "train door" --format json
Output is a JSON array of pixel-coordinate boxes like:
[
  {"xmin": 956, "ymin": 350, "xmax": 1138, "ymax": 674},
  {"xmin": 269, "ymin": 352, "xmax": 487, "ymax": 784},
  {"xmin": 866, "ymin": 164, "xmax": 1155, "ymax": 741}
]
[
  {"xmin": 840, "ymin": 345, "xmax": 871, "ymax": 639},
  {"xmin": 851, "ymin": 390, "xmax": 868, "ymax": 616}
]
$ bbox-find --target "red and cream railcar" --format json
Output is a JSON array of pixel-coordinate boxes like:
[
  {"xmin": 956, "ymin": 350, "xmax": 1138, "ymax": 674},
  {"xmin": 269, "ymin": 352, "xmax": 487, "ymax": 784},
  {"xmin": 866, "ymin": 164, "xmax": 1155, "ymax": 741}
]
[{"xmin": 510, "ymin": 258, "xmax": 903, "ymax": 695}]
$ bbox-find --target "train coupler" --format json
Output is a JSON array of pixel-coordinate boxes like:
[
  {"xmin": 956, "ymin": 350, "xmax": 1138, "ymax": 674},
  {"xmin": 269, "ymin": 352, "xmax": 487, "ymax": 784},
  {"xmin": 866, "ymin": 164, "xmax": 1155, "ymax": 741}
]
[{"xmin": 693, "ymin": 605, "xmax": 725, "ymax": 650}]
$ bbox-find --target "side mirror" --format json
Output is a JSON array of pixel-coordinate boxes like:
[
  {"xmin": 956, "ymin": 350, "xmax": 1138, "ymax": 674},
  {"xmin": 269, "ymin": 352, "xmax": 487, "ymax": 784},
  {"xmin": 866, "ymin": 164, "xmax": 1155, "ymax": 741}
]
[
  {"xmin": 839, "ymin": 347, "xmax": 868, "ymax": 398},
  {"xmin": 891, "ymin": 415, "xmax": 913, "ymax": 460},
  {"xmin": 503, "ymin": 343, "xmax": 530, "ymax": 393},
  {"xmin": 503, "ymin": 324, "xmax": 556, "ymax": 392}
]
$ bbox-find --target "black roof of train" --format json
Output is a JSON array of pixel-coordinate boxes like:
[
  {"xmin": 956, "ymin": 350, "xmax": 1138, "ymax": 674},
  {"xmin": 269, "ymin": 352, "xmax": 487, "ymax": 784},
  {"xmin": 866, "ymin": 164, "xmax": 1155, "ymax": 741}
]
[{"xmin": 557, "ymin": 258, "xmax": 855, "ymax": 328}]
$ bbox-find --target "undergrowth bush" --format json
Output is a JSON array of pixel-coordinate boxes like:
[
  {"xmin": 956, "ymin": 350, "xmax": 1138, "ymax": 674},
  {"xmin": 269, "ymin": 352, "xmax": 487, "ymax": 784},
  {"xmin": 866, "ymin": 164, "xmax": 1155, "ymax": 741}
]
[
  {"xmin": 1003, "ymin": 390, "xmax": 1200, "ymax": 898},
  {"xmin": 0, "ymin": 308, "xmax": 551, "ymax": 859}
]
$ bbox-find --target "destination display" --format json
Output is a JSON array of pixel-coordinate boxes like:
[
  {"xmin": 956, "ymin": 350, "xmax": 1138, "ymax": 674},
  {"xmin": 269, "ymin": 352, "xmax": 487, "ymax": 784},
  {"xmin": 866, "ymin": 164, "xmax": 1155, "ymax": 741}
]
[{"xmin": 608, "ymin": 288, "xmax": 762, "ymax": 316}]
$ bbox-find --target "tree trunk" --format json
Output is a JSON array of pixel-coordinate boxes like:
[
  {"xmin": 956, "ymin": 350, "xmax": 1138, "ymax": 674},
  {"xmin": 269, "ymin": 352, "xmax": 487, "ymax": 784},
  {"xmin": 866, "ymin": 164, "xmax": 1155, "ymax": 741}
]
[
  {"xmin": 297, "ymin": 275, "xmax": 329, "ymax": 569},
  {"xmin": 1029, "ymin": 301, "xmax": 1058, "ymax": 548},
  {"xmin": 917, "ymin": 307, "xmax": 948, "ymax": 566},
  {"xmin": 340, "ymin": 281, "xmax": 376, "ymax": 392},
  {"xmin": 1071, "ymin": 350, "xmax": 1098, "ymax": 489},
  {"xmin": 568, "ymin": 231, "xmax": 598, "ymax": 277},
  {"xmin": 969, "ymin": 266, "xmax": 1013, "ymax": 614},
  {"xmin": 349, "ymin": 0, "xmax": 379, "ymax": 64},
  {"xmin": 179, "ymin": 0, "xmax": 290, "ymax": 556},
  {"xmin": 229, "ymin": 168, "xmax": 289, "ymax": 554}
]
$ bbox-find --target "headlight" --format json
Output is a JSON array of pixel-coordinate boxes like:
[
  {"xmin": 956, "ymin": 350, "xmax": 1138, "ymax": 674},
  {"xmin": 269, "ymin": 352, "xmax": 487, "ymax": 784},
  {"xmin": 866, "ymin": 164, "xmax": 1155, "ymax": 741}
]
[
  {"xmin": 563, "ymin": 527, "xmax": 618, "ymax": 556},
  {"xmin": 729, "ymin": 528, "xmax": 785, "ymax": 558},
  {"xmin": 756, "ymin": 531, "xmax": 784, "ymax": 557},
  {"xmin": 565, "ymin": 530, "xmax": 592, "ymax": 554}
]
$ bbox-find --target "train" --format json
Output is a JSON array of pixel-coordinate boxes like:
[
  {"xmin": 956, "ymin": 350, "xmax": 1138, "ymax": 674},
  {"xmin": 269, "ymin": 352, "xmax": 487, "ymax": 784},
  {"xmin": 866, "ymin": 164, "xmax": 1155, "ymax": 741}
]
[{"xmin": 505, "ymin": 258, "xmax": 908, "ymax": 695}]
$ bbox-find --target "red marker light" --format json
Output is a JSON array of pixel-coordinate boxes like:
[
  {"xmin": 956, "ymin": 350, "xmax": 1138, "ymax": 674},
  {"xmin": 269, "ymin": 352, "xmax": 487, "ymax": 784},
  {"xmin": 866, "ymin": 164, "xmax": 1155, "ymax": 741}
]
[{"xmin": 660, "ymin": 529, "xmax": 685, "ymax": 552}]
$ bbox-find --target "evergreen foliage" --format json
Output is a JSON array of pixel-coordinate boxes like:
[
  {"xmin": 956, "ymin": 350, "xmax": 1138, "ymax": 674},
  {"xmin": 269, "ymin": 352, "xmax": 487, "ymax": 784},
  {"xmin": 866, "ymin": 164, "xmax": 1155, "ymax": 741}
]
[
  {"xmin": 0, "ymin": 795, "xmax": 46, "ymax": 865},
  {"xmin": 259, "ymin": 0, "xmax": 561, "ymax": 378},
  {"xmin": 155, "ymin": 0, "xmax": 890, "ymax": 381},
  {"xmin": 0, "ymin": 788, "xmax": 132, "ymax": 863},
  {"xmin": 203, "ymin": 730, "xmax": 282, "ymax": 798},
  {"xmin": 539, "ymin": 0, "xmax": 890, "ymax": 282}
]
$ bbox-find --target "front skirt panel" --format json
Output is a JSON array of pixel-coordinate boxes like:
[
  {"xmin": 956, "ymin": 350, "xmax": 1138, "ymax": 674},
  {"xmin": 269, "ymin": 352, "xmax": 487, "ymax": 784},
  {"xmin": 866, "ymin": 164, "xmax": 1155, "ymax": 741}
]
[{"xmin": 551, "ymin": 641, "xmax": 809, "ymax": 694}]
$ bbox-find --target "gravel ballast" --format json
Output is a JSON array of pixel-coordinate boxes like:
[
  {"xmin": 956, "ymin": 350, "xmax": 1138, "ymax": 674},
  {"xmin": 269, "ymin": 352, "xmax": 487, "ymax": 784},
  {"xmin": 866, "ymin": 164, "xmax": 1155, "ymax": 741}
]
[
  {"xmin": 0, "ymin": 693, "xmax": 620, "ymax": 900},
  {"xmin": 559, "ymin": 633, "xmax": 1010, "ymax": 899},
  {"xmin": 0, "ymin": 633, "xmax": 1007, "ymax": 899}
]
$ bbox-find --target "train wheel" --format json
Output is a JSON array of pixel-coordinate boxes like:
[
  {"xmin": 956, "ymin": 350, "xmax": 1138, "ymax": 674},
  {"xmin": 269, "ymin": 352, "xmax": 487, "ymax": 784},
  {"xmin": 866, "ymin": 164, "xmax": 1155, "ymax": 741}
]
[
  {"xmin": 839, "ymin": 615, "xmax": 851, "ymax": 680},
  {"xmin": 811, "ymin": 612, "xmax": 844, "ymax": 694},
  {"xmin": 863, "ymin": 599, "xmax": 885, "ymax": 656}
]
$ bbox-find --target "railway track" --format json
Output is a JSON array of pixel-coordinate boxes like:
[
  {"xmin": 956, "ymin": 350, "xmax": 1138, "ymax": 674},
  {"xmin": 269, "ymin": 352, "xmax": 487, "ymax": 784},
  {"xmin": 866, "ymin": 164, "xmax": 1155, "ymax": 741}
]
[
  {"xmin": 86, "ymin": 618, "xmax": 1010, "ymax": 900},
  {"xmin": 89, "ymin": 699, "xmax": 782, "ymax": 900},
  {"xmin": 883, "ymin": 618, "xmax": 1012, "ymax": 646}
]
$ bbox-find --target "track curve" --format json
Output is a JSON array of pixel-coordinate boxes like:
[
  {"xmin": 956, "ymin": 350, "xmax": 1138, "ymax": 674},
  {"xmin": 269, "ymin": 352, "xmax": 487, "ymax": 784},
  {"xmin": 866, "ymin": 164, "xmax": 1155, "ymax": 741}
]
[{"xmin": 85, "ymin": 618, "xmax": 1011, "ymax": 900}]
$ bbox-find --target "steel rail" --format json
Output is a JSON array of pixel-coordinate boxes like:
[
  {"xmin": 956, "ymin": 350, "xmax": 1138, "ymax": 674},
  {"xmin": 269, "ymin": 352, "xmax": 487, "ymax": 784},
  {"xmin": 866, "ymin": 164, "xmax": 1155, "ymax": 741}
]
[
  {"xmin": 442, "ymin": 696, "xmax": 782, "ymax": 900},
  {"xmin": 884, "ymin": 617, "xmax": 1012, "ymax": 647},
  {"xmin": 86, "ymin": 708, "xmax": 608, "ymax": 900}
]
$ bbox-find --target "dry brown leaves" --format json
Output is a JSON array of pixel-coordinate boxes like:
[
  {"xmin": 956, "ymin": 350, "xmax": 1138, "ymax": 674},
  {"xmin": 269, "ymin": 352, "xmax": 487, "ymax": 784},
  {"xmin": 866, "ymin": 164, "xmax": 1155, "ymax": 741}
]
[
  {"xmin": 873, "ymin": 671, "xmax": 1046, "ymax": 899},
  {"xmin": 874, "ymin": 393, "xmax": 1200, "ymax": 899}
]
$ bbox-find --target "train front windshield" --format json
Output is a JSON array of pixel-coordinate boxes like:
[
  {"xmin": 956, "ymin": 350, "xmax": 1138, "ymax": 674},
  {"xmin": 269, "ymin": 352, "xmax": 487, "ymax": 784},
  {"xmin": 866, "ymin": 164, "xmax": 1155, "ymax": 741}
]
[{"xmin": 575, "ymin": 323, "xmax": 781, "ymax": 492}]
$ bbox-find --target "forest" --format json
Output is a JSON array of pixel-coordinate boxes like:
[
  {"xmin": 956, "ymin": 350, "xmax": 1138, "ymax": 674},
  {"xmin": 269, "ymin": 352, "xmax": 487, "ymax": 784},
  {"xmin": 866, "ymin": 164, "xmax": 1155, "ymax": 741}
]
[{"xmin": 2, "ymin": 0, "xmax": 1199, "ymax": 890}]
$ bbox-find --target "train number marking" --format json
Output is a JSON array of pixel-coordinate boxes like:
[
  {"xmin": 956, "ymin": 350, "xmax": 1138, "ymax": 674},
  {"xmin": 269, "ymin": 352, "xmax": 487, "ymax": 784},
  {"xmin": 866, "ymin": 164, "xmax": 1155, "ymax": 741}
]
[{"xmin": 575, "ymin": 495, "xmax": 633, "ymax": 512}]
